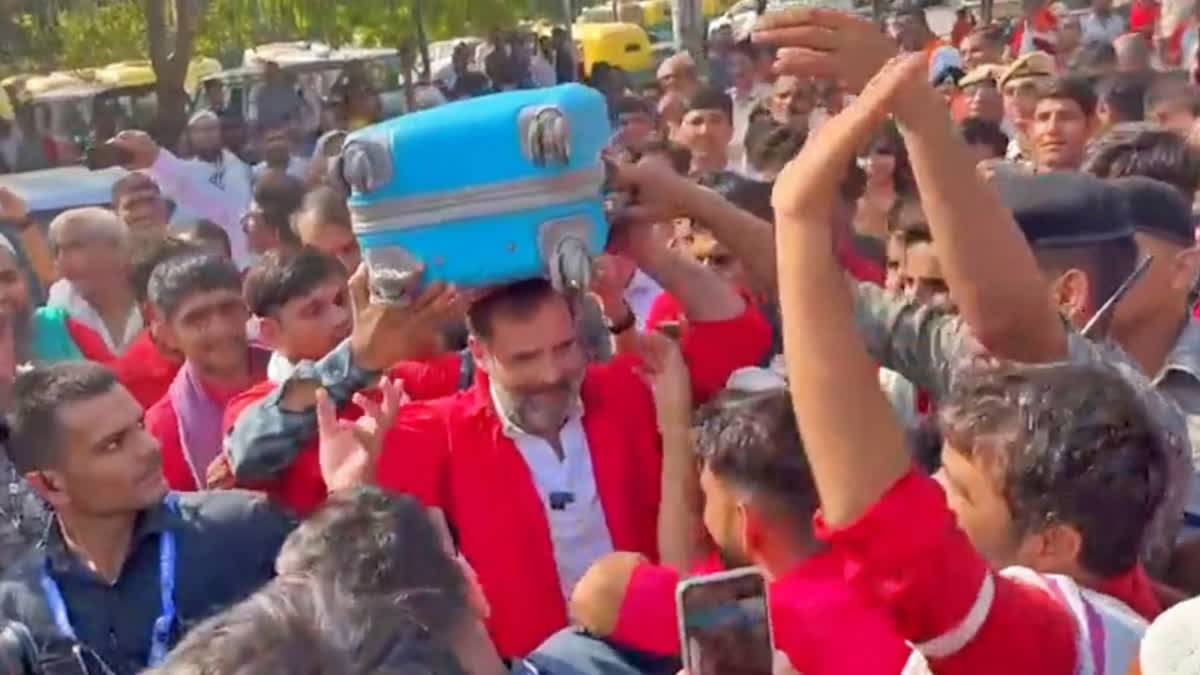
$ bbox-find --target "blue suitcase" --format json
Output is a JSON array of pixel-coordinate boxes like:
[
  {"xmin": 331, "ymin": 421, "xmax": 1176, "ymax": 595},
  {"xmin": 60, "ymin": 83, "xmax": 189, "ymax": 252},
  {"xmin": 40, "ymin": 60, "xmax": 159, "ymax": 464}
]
[{"xmin": 338, "ymin": 84, "xmax": 612, "ymax": 300}]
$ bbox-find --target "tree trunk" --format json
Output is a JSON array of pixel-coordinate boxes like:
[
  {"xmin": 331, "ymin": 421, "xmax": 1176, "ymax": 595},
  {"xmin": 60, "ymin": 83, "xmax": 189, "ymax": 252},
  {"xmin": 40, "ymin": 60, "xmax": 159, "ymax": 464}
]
[
  {"xmin": 414, "ymin": 0, "xmax": 432, "ymax": 83},
  {"xmin": 145, "ymin": 0, "xmax": 198, "ymax": 149}
]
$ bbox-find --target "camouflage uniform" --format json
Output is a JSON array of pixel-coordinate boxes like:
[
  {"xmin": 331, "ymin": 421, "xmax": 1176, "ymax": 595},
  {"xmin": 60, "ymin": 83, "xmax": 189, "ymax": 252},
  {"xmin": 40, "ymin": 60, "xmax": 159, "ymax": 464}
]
[
  {"xmin": 1148, "ymin": 318, "xmax": 1200, "ymax": 540},
  {"xmin": 0, "ymin": 449, "xmax": 47, "ymax": 573},
  {"xmin": 853, "ymin": 282, "xmax": 1192, "ymax": 571}
]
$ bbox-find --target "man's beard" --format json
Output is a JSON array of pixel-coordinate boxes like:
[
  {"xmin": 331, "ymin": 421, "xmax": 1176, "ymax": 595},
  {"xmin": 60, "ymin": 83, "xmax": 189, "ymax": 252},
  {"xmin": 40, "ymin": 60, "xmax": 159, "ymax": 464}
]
[{"xmin": 492, "ymin": 374, "xmax": 584, "ymax": 436}]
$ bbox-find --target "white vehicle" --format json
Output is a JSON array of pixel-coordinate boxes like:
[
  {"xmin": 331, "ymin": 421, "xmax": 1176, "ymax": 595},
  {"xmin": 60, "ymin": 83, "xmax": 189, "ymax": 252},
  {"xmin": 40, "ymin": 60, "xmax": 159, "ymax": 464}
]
[{"xmin": 707, "ymin": 0, "xmax": 861, "ymax": 39}]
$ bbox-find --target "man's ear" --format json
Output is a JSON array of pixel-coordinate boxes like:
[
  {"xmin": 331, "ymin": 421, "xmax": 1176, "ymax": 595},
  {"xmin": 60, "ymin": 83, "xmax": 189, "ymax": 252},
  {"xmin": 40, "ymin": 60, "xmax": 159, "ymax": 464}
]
[
  {"xmin": 1170, "ymin": 246, "xmax": 1200, "ymax": 294},
  {"xmin": 256, "ymin": 317, "xmax": 282, "ymax": 352},
  {"xmin": 468, "ymin": 335, "xmax": 489, "ymax": 374},
  {"xmin": 1025, "ymin": 522, "xmax": 1084, "ymax": 576},
  {"xmin": 25, "ymin": 470, "xmax": 70, "ymax": 511},
  {"xmin": 1051, "ymin": 268, "xmax": 1091, "ymax": 328}
]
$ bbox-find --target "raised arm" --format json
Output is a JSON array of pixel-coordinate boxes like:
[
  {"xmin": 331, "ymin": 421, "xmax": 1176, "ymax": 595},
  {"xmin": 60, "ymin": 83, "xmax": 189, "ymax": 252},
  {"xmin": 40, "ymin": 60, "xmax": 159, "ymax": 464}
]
[
  {"xmin": 891, "ymin": 57, "xmax": 1066, "ymax": 362},
  {"xmin": 771, "ymin": 51, "xmax": 1077, "ymax": 675}
]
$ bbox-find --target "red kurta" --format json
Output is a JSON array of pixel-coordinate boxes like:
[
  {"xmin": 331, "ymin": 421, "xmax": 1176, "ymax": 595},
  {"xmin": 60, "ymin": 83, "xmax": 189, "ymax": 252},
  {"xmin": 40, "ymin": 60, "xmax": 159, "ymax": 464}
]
[
  {"xmin": 375, "ymin": 305, "xmax": 771, "ymax": 658},
  {"xmin": 112, "ymin": 330, "xmax": 181, "ymax": 410},
  {"xmin": 219, "ymin": 351, "xmax": 469, "ymax": 515}
]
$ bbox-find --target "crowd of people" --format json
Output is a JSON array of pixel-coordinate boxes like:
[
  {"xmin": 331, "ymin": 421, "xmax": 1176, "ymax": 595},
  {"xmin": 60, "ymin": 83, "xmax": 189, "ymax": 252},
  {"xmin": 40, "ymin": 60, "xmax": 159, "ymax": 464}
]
[{"xmin": 6, "ymin": 0, "xmax": 1200, "ymax": 673}]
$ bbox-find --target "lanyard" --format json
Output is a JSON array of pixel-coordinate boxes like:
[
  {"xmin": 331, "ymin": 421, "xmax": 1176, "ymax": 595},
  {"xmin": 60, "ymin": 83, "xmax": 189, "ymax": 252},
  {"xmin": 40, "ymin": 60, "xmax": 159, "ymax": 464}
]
[{"xmin": 39, "ymin": 495, "xmax": 179, "ymax": 668}]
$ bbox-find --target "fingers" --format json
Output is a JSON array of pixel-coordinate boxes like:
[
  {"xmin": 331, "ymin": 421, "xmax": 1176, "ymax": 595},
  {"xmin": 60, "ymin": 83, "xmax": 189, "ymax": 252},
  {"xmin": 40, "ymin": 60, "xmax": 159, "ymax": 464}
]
[
  {"xmin": 352, "ymin": 391, "xmax": 383, "ymax": 425},
  {"xmin": 755, "ymin": 6, "xmax": 863, "ymax": 33},
  {"xmin": 774, "ymin": 47, "xmax": 840, "ymax": 80},
  {"xmin": 315, "ymin": 388, "xmax": 336, "ymax": 436},
  {"xmin": 348, "ymin": 263, "xmax": 370, "ymax": 313},
  {"xmin": 755, "ymin": 24, "xmax": 839, "ymax": 52}
]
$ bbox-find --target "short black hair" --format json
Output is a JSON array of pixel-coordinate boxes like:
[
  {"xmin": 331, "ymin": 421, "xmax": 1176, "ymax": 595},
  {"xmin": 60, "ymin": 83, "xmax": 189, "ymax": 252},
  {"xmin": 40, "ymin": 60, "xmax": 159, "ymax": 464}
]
[
  {"xmin": 243, "ymin": 247, "xmax": 346, "ymax": 318},
  {"xmin": 466, "ymin": 277, "xmax": 567, "ymax": 341},
  {"xmin": 940, "ymin": 363, "xmax": 1168, "ymax": 577},
  {"xmin": 683, "ymin": 86, "xmax": 733, "ymax": 121},
  {"xmin": 276, "ymin": 487, "xmax": 468, "ymax": 637},
  {"xmin": 1097, "ymin": 73, "xmax": 1150, "ymax": 123},
  {"xmin": 1083, "ymin": 123, "xmax": 1200, "ymax": 198},
  {"xmin": 1070, "ymin": 41, "xmax": 1118, "ymax": 73},
  {"xmin": 128, "ymin": 236, "xmax": 202, "ymax": 304},
  {"xmin": 610, "ymin": 95, "xmax": 654, "ymax": 124},
  {"xmin": 147, "ymin": 252, "xmax": 243, "ymax": 321},
  {"xmin": 1034, "ymin": 237, "xmax": 1137, "ymax": 325},
  {"xmin": 744, "ymin": 117, "xmax": 806, "ymax": 175},
  {"xmin": 693, "ymin": 388, "xmax": 818, "ymax": 526},
  {"xmin": 7, "ymin": 362, "xmax": 119, "ymax": 474},
  {"xmin": 1145, "ymin": 71, "xmax": 1199, "ymax": 115},
  {"xmin": 958, "ymin": 117, "xmax": 1009, "ymax": 159},
  {"xmin": 639, "ymin": 136, "xmax": 691, "ymax": 175},
  {"xmin": 111, "ymin": 172, "xmax": 160, "ymax": 207},
  {"xmin": 183, "ymin": 220, "xmax": 233, "ymax": 259},
  {"xmin": 1039, "ymin": 76, "xmax": 1099, "ymax": 118},
  {"xmin": 253, "ymin": 171, "xmax": 305, "ymax": 245},
  {"xmin": 696, "ymin": 171, "xmax": 774, "ymax": 223},
  {"xmin": 297, "ymin": 185, "xmax": 352, "ymax": 231}
]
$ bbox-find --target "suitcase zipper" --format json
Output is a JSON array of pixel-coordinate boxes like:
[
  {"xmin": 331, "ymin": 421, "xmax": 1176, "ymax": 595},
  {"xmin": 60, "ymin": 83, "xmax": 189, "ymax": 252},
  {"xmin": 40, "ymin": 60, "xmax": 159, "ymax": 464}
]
[{"xmin": 350, "ymin": 166, "xmax": 605, "ymax": 233}]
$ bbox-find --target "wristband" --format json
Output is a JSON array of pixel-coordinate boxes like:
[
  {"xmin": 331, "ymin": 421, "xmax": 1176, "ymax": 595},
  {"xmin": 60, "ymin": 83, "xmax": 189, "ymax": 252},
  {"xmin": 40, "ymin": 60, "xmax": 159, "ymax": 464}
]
[{"xmin": 606, "ymin": 302, "xmax": 637, "ymax": 335}]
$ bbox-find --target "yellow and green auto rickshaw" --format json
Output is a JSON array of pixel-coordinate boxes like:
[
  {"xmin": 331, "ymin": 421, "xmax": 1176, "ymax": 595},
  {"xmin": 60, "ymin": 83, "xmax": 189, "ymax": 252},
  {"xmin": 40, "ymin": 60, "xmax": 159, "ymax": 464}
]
[{"xmin": 572, "ymin": 22, "xmax": 655, "ymax": 87}]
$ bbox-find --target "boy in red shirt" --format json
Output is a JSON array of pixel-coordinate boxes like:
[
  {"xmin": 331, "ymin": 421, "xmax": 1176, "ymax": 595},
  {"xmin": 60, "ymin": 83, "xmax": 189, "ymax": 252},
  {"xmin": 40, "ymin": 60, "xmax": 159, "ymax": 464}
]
[{"xmin": 563, "ymin": 383, "xmax": 910, "ymax": 675}]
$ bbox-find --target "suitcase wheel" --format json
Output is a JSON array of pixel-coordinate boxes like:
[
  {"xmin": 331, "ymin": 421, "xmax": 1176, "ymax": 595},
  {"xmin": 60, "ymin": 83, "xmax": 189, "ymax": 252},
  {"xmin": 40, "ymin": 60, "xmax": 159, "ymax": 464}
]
[
  {"xmin": 520, "ymin": 106, "xmax": 571, "ymax": 168},
  {"xmin": 340, "ymin": 137, "xmax": 394, "ymax": 195},
  {"xmin": 540, "ymin": 216, "xmax": 595, "ymax": 291}
]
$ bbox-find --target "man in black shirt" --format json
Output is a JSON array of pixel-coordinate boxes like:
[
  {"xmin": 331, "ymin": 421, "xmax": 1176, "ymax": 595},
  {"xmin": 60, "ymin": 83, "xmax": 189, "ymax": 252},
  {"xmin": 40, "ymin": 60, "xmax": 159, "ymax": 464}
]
[{"xmin": 0, "ymin": 363, "xmax": 294, "ymax": 675}]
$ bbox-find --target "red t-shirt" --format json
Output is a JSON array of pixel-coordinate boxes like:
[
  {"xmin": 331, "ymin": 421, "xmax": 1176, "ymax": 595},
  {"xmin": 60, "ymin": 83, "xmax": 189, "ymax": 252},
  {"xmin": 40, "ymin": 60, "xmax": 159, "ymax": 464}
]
[
  {"xmin": 609, "ymin": 554, "xmax": 912, "ymax": 674},
  {"xmin": 111, "ymin": 330, "xmax": 181, "ymax": 410}
]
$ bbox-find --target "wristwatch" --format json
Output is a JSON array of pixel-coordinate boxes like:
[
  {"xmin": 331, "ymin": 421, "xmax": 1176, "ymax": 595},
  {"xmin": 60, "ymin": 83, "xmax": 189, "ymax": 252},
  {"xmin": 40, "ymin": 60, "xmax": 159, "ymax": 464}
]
[{"xmin": 605, "ymin": 302, "xmax": 637, "ymax": 335}]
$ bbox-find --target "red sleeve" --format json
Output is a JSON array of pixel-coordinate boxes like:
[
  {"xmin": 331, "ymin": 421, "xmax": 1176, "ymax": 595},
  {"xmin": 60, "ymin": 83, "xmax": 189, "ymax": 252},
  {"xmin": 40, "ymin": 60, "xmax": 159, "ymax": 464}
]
[
  {"xmin": 611, "ymin": 562, "xmax": 685, "ymax": 657},
  {"xmin": 645, "ymin": 293, "xmax": 686, "ymax": 333},
  {"xmin": 678, "ymin": 297, "xmax": 772, "ymax": 404},
  {"xmin": 814, "ymin": 471, "xmax": 1078, "ymax": 674},
  {"xmin": 144, "ymin": 398, "xmax": 199, "ymax": 492},
  {"xmin": 375, "ymin": 400, "xmax": 451, "ymax": 509},
  {"xmin": 65, "ymin": 319, "xmax": 114, "ymax": 363},
  {"xmin": 386, "ymin": 351, "xmax": 465, "ymax": 401}
]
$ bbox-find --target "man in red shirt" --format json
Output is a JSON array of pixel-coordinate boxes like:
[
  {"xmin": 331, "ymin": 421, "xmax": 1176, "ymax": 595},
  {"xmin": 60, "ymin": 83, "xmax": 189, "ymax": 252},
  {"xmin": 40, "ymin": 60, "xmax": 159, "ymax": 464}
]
[
  {"xmin": 144, "ymin": 253, "xmax": 268, "ymax": 492},
  {"xmin": 111, "ymin": 236, "xmax": 199, "ymax": 409},
  {"xmin": 365, "ymin": 216, "xmax": 770, "ymax": 659},
  {"xmin": 561, "ymin": 382, "xmax": 911, "ymax": 675}
]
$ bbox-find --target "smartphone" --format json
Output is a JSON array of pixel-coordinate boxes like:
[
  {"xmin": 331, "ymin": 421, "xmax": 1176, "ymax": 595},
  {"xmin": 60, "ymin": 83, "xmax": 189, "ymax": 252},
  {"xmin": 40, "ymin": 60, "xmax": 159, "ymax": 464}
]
[
  {"xmin": 677, "ymin": 567, "xmax": 774, "ymax": 675},
  {"xmin": 83, "ymin": 142, "xmax": 133, "ymax": 171}
]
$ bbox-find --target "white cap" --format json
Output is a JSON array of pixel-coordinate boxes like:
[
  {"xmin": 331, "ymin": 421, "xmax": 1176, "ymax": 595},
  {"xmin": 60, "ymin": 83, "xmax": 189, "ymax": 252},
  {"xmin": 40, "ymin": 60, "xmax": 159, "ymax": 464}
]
[{"xmin": 1139, "ymin": 596, "xmax": 1200, "ymax": 675}]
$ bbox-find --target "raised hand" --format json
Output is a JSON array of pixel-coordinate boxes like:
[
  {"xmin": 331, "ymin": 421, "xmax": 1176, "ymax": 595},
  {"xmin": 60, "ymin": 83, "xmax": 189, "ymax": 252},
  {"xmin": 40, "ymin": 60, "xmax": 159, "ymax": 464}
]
[
  {"xmin": 634, "ymin": 329, "xmax": 692, "ymax": 433},
  {"xmin": 317, "ymin": 377, "xmax": 407, "ymax": 492},
  {"xmin": 0, "ymin": 188, "xmax": 29, "ymax": 223},
  {"xmin": 772, "ymin": 54, "xmax": 927, "ymax": 226},
  {"xmin": 346, "ymin": 263, "xmax": 463, "ymax": 372},
  {"xmin": 753, "ymin": 7, "xmax": 898, "ymax": 95},
  {"xmin": 108, "ymin": 130, "xmax": 162, "ymax": 170}
]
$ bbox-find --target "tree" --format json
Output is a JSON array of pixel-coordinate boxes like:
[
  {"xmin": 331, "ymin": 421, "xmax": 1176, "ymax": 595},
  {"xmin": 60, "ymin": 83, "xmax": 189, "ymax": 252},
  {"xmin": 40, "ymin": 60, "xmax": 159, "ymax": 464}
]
[{"xmin": 145, "ymin": 0, "xmax": 199, "ymax": 145}]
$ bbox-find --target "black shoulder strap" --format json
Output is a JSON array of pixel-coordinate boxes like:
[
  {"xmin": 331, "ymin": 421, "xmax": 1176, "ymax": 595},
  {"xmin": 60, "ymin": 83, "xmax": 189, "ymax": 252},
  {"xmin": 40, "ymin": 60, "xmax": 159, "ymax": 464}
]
[{"xmin": 458, "ymin": 348, "xmax": 475, "ymax": 391}]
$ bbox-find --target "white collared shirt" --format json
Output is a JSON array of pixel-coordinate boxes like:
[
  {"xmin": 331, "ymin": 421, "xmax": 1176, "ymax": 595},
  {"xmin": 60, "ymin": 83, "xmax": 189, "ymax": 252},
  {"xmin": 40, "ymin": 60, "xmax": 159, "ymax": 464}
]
[
  {"xmin": 623, "ymin": 269, "xmax": 663, "ymax": 331},
  {"xmin": 727, "ymin": 82, "xmax": 771, "ymax": 166},
  {"xmin": 490, "ymin": 382, "xmax": 614, "ymax": 601},
  {"xmin": 45, "ymin": 280, "xmax": 142, "ymax": 355}
]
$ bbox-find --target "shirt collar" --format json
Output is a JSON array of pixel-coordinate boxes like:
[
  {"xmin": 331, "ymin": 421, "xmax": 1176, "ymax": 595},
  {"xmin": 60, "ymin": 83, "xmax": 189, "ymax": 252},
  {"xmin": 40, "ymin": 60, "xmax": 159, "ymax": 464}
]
[
  {"xmin": 44, "ymin": 501, "xmax": 174, "ymax": 575},
  {"xmin": 267, "ymin": 351, "xmax": 297, "ymax": 384}
]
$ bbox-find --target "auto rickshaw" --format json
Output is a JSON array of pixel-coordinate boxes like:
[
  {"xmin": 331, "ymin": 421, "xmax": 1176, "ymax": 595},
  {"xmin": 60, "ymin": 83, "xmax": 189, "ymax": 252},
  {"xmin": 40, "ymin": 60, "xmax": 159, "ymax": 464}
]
[{"xmin": 573, "ymin": 22, "xmax": 654, "ymax": 86}]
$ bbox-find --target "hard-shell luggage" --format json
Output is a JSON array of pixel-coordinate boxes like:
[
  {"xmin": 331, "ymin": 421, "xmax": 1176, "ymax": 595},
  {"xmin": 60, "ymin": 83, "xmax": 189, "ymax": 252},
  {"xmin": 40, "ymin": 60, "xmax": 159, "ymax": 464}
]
[{"xmin": 338, "ymin": 83, "xmax": 612, "ymax": 300}]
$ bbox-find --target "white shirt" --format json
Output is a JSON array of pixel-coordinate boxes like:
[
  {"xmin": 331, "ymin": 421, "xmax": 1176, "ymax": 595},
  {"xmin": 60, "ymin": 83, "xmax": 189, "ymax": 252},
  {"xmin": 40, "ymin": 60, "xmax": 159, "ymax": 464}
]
[
  {"xmin": 1081, "ymin": 11, "xmax": 1128, "ymax": 45},
  {"xmin": 491, "ymin": 383, "xmax": 614, "ymax": 601},
  {"xmin": 623, "ymin": 269, "xmax": 663, "ymax": 331},
  {"xmin": 174, "ymin": 149, "xmax": 254, "ymax": 228},
  {"xmin": 147, "ymin": 149, "xmax": 253, "ymax": 269},
  {"xmin": 45, "ymin": 279, "xmax": 143, "ymax": 355}
]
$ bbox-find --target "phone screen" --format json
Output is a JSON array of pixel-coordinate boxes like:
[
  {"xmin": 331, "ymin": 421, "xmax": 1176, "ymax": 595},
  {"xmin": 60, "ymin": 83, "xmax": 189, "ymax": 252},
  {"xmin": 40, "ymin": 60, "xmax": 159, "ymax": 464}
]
[{"xmin": 679, "ymin": 569, "xmax": 773, "ymax": 675}]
